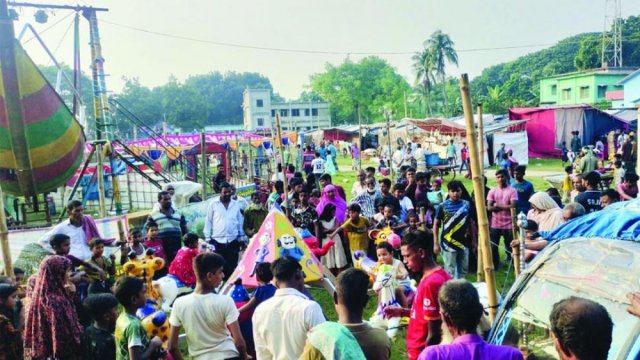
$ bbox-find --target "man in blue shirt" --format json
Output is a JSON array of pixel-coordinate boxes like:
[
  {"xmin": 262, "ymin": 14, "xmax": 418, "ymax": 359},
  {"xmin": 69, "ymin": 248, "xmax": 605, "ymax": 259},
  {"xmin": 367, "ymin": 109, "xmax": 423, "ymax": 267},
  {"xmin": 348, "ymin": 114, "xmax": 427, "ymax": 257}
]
[{"xmin": 510, "ymin": 165, "xmax": 534, "ymax": 216}]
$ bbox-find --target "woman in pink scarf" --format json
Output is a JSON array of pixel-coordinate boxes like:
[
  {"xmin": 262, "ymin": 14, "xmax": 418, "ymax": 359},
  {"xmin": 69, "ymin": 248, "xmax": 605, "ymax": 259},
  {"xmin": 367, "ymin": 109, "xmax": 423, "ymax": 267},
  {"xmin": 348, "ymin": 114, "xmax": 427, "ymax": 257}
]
[
  {"xmin": 316, "ymin": 185, "xmax": 348, "ymax": 224},
  {"xmin": 527, "ymin": 192, "xmax": 565, "ymax": 231},
  {"xmin": 24, "ymin": 255, "xmax": 83, "ymax": 359}
]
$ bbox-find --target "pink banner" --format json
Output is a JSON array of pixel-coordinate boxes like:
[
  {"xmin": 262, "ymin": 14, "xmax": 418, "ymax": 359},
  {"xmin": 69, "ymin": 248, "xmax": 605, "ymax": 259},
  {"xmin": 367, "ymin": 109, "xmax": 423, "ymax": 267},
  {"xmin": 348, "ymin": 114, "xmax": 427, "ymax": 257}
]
[{"xmin": 126, "ymin": 132, "xmax": 265, "ymax": 148}]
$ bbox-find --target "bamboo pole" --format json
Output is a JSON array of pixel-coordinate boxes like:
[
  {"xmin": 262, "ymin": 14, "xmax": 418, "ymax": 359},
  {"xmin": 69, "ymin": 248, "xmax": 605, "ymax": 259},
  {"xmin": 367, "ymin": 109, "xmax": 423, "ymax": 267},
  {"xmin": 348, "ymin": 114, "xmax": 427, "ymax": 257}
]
[
  {"xmin": 476, "ymin": 104, "xmax": 485, "ymax": 281},
  {"xmin": 200, "ymin": 132, "xmax": 207, "ymax": 197},
  {"xmin": 0, "ymin": 184, "xmax": 12, "ymax": 277},
  {"xmin": 275, "ymin": 114, "xmax": 289, "ymax": 215},
  {"xmin": 477, "ymin": 104, "xmax": 485, "ymax": 174},
  {"xmin": 460, "ymin": 74, "xmax": 498, "ymax": 322},
  {"xmin": 513, "ymin": 212, "xmax": 527, "ymax": 278}
]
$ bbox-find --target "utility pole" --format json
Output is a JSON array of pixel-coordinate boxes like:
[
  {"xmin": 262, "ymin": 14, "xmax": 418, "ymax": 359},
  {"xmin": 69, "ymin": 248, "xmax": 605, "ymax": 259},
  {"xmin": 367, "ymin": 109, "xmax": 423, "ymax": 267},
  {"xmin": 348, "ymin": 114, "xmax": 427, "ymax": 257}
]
[{"xmin": 601, "ymin": 0, "xmax": 622, "ymax": 68}]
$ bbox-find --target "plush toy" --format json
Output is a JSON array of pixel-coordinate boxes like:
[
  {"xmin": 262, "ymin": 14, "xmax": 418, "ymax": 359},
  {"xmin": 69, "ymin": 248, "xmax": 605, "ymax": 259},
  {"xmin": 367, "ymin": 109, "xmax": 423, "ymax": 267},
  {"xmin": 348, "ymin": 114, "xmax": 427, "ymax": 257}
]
[
  {"xmin": 277, "ymin": 234, "xmax": 304, "ymax": 261},
  {"xmin": 369, "ymin": 264, "xmax": 402, "ymax": 338},
  {"xmin": 295, "ymin": 227, "xmax": 335, "ymax": 257},
  {"xmin": 368, "ymin": 227, "xmax": 394, "ymax": 245},
  {"xmin": 123, "ymin": 249, "xmax": 165, "ymax": 300},
  {"xmin": 152, "ymin": 274, "xmax": 193, "ymax": 312},
  {"xmin": 136, "ymin": 299, "xmax": 170, "ymax": 346},
  {"xmin": 386, "ymin": 233, "xmax": 402, "ymax": 249}
]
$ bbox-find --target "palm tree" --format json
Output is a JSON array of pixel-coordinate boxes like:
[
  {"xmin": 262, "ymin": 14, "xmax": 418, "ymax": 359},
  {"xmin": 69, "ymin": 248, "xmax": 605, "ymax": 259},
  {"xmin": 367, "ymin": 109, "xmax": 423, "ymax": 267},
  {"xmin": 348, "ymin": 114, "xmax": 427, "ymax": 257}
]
[
  {"xmin": 411, "ymin": 49, "xmax": 437, "ymax": 116},
  {"xmin": 424, "ymin": 30, "xmax": 458, "ymax": 110}
]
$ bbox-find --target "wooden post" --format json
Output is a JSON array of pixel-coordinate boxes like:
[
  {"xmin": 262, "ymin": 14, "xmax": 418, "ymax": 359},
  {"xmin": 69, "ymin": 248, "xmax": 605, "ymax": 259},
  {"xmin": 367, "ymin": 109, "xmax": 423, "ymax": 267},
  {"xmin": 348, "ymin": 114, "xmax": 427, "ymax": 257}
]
[
  {"xmin": 274, "ymin": 114, "xmax": 289, "ymax": 215},
  {"xmin": 0, "ymin": 184, "xmax": 12, "ymax": 277},
  {"xmin": 117, "ymin": 219, "xmax": 126, "ymax": 243},
  {"xmin": 200, "ymin": 132, "xmax": 207, "ymax": 198},
  {"xmin": 510, "ymin": 208, "xmax": 519, "ymax": 247},
  {"xmin": 95, "ymin": 143, "xmax": 107, "ymax": 218},
  {"xmin": 460, "ymin": 74, "xmax": 498, "ymax": 322}
]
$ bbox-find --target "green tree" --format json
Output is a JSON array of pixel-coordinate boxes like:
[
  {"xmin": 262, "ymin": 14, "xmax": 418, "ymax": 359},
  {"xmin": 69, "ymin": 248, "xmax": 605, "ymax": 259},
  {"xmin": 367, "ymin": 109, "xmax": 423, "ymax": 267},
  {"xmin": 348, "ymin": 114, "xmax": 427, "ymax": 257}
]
[
  {"xmin": 309, "ymin": 56, "xmax": 411, "ymax": 124},
  {"xmin": 574, "ymin": 35, "xmax": 601, "ymax": 70},
  {"xmin": 411, "ymin": 49, "xmax": 436, "ymax": 116},
  {"xmin": 424, "ymin": 30, "xmax": 458, "ymax": 112}
]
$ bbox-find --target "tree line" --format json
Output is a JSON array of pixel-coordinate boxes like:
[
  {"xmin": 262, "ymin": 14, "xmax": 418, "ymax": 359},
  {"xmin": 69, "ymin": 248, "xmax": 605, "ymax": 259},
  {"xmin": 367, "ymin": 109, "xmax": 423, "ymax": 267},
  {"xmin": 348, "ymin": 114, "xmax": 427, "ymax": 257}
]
[{"xmin": 40, "ymin": 15, "xmax": 640, "ymax": 135}]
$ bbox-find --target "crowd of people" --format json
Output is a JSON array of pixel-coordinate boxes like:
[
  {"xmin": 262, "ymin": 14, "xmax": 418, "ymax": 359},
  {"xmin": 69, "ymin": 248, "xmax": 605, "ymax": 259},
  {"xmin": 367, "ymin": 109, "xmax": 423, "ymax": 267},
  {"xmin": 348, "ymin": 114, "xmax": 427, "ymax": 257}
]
[{"xmin": 3, "ymin": 134, "xmax": 640, "ymax": 360}]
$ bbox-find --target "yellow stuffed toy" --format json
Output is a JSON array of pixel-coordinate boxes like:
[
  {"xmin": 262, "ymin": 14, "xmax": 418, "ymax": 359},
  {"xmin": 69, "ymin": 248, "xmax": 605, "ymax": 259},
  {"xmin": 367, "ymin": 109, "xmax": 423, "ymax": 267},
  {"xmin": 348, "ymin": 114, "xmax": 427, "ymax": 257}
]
[{"xmin": 122, "ymin": 249, "xmax": 165, "ymax": 300}]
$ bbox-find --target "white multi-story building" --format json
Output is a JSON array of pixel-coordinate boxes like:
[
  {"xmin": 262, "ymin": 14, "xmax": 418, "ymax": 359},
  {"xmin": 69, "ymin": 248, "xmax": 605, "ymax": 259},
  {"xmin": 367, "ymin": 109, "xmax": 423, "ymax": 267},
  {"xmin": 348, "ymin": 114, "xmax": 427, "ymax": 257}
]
[{"xmin": 242, "ymin": 88, "xmax": 331, "ymax": 131}]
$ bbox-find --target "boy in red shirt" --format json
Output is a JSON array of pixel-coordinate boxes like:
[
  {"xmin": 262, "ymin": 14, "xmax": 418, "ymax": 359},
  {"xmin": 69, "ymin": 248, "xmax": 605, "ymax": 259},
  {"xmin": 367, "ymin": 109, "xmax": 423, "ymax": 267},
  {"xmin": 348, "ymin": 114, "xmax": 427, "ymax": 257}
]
[{"xmin": 384, "ymin": 231, "xmax": 451, "ymax": 360}]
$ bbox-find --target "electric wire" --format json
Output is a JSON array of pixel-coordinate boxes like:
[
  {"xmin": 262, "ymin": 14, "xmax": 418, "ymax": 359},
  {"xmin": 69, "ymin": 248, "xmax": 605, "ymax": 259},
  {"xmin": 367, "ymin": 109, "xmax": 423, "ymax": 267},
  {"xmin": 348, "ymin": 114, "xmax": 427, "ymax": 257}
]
[{"xmin": 100, "ymin": 19, "xmax": 640, "ymax": 56}]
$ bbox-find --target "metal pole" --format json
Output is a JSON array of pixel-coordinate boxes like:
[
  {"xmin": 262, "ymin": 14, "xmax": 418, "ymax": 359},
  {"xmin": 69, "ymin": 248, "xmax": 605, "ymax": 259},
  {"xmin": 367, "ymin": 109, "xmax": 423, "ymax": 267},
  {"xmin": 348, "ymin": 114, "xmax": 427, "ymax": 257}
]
[
  {"xmin": 125, "ymin": 164, "xmax": 133, "ymax": 210},
  {"xmin": 201, "ymin": 132, "xmax": 207, "ymax": 197},
  {"xmin": 275, "ymin": 114, "xmax": 289, "ymax": 215},
  {"xmin": 0, "ymin": 184, "xmax": 13, "ymax": 277},
  {"xmin": 460, "ymin": 74, "xmax": 498, "ymax": 322},
  {"xmin": 358, "ymin": 104, "xmax": 362, "ymax": 170},
  {"xmin": 385, "ymin": 110, "xmax": 394, "ymax": 178},
  {"xmin": 95, "ymin": 143, "xmax": 107, "ymax": 218}
]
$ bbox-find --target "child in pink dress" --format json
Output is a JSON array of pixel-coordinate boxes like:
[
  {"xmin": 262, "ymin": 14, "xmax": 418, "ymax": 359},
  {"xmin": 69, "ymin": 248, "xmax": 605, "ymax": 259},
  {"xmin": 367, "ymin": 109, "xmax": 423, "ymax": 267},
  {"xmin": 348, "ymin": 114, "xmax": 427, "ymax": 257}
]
[{"xmin": 168, "ymin": 233, "xmax": 200, "ymax": 287}]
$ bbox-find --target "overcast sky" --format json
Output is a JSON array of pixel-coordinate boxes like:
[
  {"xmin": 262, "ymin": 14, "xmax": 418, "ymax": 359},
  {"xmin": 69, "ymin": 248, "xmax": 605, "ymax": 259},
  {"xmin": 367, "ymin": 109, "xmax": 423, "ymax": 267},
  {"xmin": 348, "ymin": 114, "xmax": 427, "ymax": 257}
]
[{"xmin": 10, "ymin": 0, "xmax": 640, "ymax": 99}]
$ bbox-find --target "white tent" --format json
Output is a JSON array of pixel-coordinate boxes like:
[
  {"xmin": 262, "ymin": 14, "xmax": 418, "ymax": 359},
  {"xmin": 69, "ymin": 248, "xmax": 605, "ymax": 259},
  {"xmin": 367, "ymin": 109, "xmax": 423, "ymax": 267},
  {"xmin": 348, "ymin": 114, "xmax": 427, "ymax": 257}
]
[{"xmin": 493, "ymin": 132, "xmax": 529, "ymax": 165}]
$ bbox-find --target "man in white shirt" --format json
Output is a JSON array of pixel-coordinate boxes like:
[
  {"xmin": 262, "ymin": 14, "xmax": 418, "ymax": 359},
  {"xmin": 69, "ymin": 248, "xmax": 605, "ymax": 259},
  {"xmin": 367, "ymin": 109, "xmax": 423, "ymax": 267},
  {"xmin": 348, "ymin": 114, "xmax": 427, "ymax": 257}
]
[
  {"xmin": 253, "ymin": 256, "xmax": 325, "ymax": 360},
  {"xmin": 414, "ymin": 143, "xmax": 426, "ymax": 172},
  {"xmin": 168, "ymin": 253, "xmax": 247, "ymax": 360},
  {"xmin": 392, "ymin": 145, "xmax": 404, "ymax": 173},
  {"xmin": 40, "ymin": 200, "xmax": 106, "ymax": 260},
  {"xmin": 203, "ymin": 182, "xmax": 245, "ymax": 279}
]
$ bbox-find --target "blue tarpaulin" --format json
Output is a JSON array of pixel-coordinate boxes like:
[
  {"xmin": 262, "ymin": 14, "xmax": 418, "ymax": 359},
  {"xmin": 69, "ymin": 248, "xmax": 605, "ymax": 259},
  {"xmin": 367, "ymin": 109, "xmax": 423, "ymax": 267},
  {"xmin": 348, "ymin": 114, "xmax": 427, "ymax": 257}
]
[{"xmin": 542, "ymin": 199, "xmax": 640, "ymax": 242}]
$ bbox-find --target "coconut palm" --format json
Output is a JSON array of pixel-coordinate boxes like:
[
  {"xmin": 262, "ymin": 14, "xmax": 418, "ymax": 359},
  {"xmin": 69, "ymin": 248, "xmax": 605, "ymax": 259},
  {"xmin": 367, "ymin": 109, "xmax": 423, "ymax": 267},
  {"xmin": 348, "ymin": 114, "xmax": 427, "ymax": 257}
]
[
  {"xmin": 411, "ymin": 49, "xmax": 437, "ymax": 116},
  {"xmin": 424, "ymin": 30, "xmax": 458, "ymax": 110}
]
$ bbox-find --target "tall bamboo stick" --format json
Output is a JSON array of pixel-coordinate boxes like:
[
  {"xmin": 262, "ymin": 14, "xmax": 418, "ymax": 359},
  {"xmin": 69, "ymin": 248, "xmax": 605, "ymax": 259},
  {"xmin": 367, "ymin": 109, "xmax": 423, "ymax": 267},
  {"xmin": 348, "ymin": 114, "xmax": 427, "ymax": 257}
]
[
  {"xmin": 275, "ymin": 114, "xmax": 289, "ymax": 215},
  {"xmin": 460, "ymin": 74, "xmax": 498, "ymax": 322},
  {"xmin": 476, "ymin": 104, "xmax": 485, "ymax": 281}
]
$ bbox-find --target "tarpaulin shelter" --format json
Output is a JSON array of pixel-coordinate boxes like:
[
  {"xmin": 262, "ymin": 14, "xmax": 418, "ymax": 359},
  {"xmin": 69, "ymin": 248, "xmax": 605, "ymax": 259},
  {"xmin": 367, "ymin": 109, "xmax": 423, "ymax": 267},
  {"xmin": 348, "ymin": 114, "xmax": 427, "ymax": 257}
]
[
  {"xmin": 224, "ymin": 210, "xmax": 331, "ymax": 290},
  {"xmin": 182, "ymin": 142, "xmax": 228, "ymax": 181},
  {"xmin": 409, "ymin": 118, "xmax": 467, "ymax": 137},
  {"xmin": 488, "ymin": 199, "xmax": 640, "ymax": 359},
  {"xmin": 509, "ymin": 105, "xmax": 629, "ymax": 158}
]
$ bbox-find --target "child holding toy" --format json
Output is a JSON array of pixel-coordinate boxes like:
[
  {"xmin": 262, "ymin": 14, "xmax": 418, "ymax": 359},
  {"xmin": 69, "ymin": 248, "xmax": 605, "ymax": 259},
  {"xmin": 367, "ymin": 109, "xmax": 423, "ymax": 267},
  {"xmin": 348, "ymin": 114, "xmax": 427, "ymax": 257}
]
[
  {"xmin": 316, "ymin": 204, "xmax": 348, "ymax": 276},
  {"xmin": 168, "ymin": 233, "xmax": 201, "ymax": 287},
  {"xmin": 114, "ymin": 276, "xmax": 164, "ymax": 360},
  {"xmin": 375, "ymin": 241, "xmax": 412, "ymax": 307}
]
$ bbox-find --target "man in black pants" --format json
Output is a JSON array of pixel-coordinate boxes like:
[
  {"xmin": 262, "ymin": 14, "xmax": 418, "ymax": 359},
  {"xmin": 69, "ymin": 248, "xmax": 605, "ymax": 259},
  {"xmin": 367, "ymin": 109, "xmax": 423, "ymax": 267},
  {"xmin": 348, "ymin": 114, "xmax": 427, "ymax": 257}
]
[{"xmin": 203, "ymin": 182, "xmax": 245, "ymax": 279}]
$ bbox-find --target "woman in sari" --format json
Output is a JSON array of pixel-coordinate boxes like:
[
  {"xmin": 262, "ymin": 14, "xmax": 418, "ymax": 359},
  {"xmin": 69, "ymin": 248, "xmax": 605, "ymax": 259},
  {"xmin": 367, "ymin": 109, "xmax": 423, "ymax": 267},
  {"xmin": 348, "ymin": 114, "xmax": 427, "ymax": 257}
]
[
  {"xmin": 527, "ymin": 192, "xmax": 566, "ymax": 231},
  {"xmin": 24, "ymin": 255, "xmax": 83, "ymax": 360}
]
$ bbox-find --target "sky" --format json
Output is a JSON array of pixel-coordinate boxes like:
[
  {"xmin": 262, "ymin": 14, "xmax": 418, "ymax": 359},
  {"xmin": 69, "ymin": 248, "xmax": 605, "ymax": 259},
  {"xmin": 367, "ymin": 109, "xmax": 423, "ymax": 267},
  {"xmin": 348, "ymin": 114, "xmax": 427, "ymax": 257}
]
[{"xmin": 10, "ymin": 0, "xmax": 640, "ymax": 100}]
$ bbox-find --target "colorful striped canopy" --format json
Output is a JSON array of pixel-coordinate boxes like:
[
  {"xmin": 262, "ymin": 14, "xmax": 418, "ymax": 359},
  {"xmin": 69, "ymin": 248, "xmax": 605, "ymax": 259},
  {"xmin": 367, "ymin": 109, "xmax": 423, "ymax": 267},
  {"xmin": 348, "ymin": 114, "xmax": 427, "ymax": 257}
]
[{"xmin": 0, "ymin": 41, "xmax": 85, "ymax": 196}]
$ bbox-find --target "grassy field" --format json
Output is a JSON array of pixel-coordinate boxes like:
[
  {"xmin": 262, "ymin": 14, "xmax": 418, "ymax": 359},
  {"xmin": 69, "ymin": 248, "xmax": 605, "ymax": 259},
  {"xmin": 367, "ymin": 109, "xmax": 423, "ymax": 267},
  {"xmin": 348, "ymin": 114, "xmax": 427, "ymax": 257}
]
[{"xmin": 308, "ymin": 154, "xmax": 563, "ymax": 359}]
